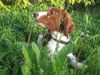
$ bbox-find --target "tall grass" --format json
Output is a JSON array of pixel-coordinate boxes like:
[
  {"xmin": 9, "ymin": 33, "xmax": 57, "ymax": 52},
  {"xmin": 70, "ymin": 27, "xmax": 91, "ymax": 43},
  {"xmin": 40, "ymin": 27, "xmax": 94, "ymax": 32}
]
[{"xmin": 0, "ymin": 5, "xmax": 99, "ymax": 75}]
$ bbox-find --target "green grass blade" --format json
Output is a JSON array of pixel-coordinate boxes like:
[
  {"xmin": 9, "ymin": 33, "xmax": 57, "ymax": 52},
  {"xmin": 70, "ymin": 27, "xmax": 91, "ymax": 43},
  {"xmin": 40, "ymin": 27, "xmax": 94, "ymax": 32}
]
[
  {"xmin": 21, "ymin": 65, "xmax": 31, "ymax": 75},
  {"xmin": 22, "ymin": 45, "xmax": 32, "ymax": 75},
  {"xmin": 31, "ymin": 42, "xmax": 40, "ymax": 64}
]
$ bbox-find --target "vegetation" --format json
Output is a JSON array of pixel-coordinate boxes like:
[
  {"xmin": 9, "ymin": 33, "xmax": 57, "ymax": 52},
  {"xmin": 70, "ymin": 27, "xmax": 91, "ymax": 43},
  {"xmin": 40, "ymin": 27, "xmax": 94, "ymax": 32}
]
[{"xmin": 0, "ymin": 0, "xmax": 99, "ymax": 75}]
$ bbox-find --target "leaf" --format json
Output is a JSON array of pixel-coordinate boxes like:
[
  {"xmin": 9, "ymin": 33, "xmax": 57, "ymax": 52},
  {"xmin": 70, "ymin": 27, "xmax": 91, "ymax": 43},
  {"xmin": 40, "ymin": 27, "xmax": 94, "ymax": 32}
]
[
  {"xmin": 31, "ymin": 42, "xmax": 40, "ymax": 64},
  {"xmin": 68, "ymin": 0, "xmax": 72, "ymax": 4},
  {"xmin": 21, "ymin": 65, "xmax": 31, "ymax": 75},
  {"xmin": 0, "ymin": 52, "xmax": 6, "ymax": 59},
  {"xmin": 22, "ymin": 45, "xmax": 32, "ymax": 75},
  {"xmin": 72, "ymin": 0, "xmax": 75, "ymax": 4},
  {"xmin": 74, "ymin": 36, "xmax": 80, "ymax": 46},
  {"xmin": 0, "ymin": 68, "xmax": 7, "ymax": 75},
  {"xmin": 22, "ymin": 45, "xmax": 32, "ymax": 69}
]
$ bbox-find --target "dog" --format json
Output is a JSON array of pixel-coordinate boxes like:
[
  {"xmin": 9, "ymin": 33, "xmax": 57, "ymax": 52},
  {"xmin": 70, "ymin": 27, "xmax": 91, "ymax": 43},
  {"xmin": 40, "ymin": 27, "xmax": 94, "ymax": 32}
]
[
  {"xmin": 34, "ymin": 8, "xmax": 88, "ymax": 69},
  {"xmin": 34, "ymin": 8, "xmax": 75, "ymax": 56}
]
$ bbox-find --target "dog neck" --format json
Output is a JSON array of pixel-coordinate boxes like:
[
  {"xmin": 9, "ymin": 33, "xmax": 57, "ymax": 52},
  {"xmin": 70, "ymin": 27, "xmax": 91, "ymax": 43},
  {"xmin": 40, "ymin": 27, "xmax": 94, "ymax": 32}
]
[
  {"xmin": 46, "ymin": 31, "xmax": 72, "ymax": 56},
  {"xmin": 51, "ymin": 31, "xmax": 71, "ymax": 44}
]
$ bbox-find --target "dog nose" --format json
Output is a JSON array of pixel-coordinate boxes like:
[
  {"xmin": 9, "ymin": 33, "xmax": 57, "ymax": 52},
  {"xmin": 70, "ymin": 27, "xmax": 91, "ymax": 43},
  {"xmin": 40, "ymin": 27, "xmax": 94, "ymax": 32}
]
[{"xmin": 34, "ymin": 12, "xmax": 39, "ymax": 18}]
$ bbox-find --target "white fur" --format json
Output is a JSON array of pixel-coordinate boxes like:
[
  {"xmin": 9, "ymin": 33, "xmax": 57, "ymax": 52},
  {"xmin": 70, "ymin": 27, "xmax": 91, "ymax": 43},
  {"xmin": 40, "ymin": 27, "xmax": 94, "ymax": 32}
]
[
  {"xmin": 36, "ymin": 12, "xmax": 47, "ymax": 27},
  {"xmin": 67, "ymin": 53, "xmax": 87, "ymax": 69},
  {"xmin": 48, "ymin": 31, "xmax": 71, "ymax": 56},
  {"xmin": 37, "ymin": 31, "xmax": 71, "ymax": 56},
  {"xmin": 52, "ymin": 31, "xmax": 70, "ymax": 42},
  {"xmin": 36, "ymin": 12, "xmax": 47, "ymax": 19},
  {"xmin": 67, "ymin": 53, "xmax": 76, "ymax": 60}
]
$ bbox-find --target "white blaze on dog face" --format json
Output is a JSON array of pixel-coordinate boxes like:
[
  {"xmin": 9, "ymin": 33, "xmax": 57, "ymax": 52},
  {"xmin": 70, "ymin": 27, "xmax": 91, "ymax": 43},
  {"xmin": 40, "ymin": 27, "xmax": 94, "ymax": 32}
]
[
  {"xmin": 36, "ymin": 12, "xmax": 47, "ymax": 19},
  {"xmin": 34, "ymin": 12, "xmax": 48, "ymax": 27}
]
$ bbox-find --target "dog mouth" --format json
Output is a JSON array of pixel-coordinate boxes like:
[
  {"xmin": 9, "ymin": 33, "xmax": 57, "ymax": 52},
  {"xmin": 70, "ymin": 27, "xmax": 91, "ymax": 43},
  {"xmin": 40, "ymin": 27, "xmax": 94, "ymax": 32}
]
[
  {"xmin": 34, "ymin": 17, "xmax": 45, "ymax": 27},
  {"xmin": 36, "ymin": 22, "xmax": 46, "ymax": 28}
]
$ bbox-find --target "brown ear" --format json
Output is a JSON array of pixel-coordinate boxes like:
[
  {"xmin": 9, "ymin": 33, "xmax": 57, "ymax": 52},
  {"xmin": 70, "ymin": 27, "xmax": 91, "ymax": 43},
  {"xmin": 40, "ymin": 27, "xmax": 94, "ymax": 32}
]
[
  {"xmin": 63, "ymin": 12, "xmax": 75, "ymax": 37},
  {"xmin": 45, "ymin": 8, "xmax": 64, "ymax": 31}
]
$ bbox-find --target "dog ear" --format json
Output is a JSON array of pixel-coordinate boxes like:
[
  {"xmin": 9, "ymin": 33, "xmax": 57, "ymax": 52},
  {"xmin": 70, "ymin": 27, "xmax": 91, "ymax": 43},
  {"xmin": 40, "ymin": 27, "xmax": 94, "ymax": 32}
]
[
  {"xmin": 63, "ymin": 12, "xmax": 75, "ymax": 37},
  {"xmin": 49, "ymin": 8, "xmax": 64, "ymax": 30},
  {"xmin": 45, "ymin": 8, "xmax": 64, "ymax": 31}
]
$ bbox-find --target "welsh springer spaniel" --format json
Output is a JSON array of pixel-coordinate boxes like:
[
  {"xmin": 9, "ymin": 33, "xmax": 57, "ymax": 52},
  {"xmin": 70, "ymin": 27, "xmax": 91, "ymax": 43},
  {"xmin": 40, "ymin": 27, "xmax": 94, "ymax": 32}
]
[
  {"xmin": 34, "ymin": 8, "xmax": 88, "ymax": 69},
  {"xmin": 34, "ymin": 8, "xmax": 75, "ymax": 56}
]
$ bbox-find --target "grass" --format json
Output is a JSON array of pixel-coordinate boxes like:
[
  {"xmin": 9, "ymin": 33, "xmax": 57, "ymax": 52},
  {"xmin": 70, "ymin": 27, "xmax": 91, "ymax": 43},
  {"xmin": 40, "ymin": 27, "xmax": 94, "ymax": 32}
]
[{"xmin": 0, "ymin": 4, "xmax": 99, "ymax": 75}]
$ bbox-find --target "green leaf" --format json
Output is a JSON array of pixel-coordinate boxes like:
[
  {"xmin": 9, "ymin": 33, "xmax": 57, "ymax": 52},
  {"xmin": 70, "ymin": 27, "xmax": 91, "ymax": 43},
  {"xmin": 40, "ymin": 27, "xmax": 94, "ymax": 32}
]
[
  {"xmin": 74, "ymin": 36, "xmax": 80, "ymax": 46},
  {"xmin": 0, "ymin": 68, "xmax": 7, "ymax": 75},
  {"xmin": 22, "ymin": 45, "xmax": 32, "ymax": 75},
  {"xmin": 31, "ymin": 42, "xmax": 40, "ymax": 64},
  {"xmin": 22, "ymin": 45, "xmax": 32, "ymax": 69},
  {"xmin": 72, "ymin": 0, "xmax": 75, "ymax": 4},
  {"xmin": 21, "ymin": 65, "xmax": 31, "ymax": 75},
  {"xmin": 0, "ymin": 52, "xmax": 6, "ymax": 59}
]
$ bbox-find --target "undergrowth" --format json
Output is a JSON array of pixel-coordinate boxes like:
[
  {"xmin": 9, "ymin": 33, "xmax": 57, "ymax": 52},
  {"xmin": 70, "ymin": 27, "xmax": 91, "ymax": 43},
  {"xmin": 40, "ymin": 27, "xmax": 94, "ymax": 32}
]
[{"xmin": 0, "ymin": 4, "xmax": 99, "ymax": 75}]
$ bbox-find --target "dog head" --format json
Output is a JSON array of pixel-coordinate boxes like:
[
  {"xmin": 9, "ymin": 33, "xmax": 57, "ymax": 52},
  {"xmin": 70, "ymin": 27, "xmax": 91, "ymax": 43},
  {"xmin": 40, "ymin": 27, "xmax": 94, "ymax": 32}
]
[{"xmin": 34, "ymin": 8, "xmax": 75, "ymax": 36}]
